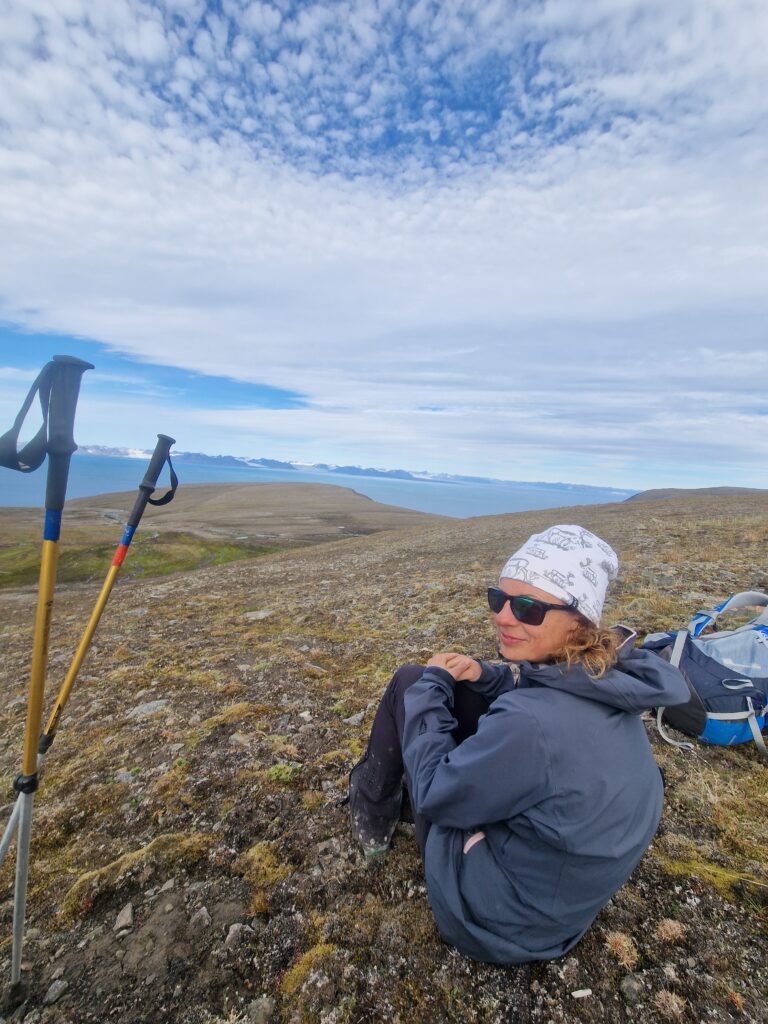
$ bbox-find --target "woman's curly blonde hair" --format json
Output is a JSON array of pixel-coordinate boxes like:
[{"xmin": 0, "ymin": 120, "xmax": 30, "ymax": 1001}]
[{"xmin": 555, "ymin": 615, "xmax": 623, "ymax": 678}]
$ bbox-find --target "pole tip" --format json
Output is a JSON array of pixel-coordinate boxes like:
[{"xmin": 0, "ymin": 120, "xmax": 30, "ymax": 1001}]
[{"xmin": 1, "ymin": 980, "xmax": 27, "ymax": 1011}]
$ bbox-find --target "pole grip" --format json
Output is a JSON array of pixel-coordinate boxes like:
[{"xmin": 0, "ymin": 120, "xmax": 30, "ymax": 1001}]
[
  {"xmin": 126, "ymin": 434, "xmax": 176, "ymax": 528},
  {"xmin": 44, "ymin": 356, "xmax": 94, "ymax": 511}
]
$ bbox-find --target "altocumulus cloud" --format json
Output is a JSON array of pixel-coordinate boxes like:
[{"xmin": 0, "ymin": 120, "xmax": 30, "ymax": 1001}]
[{"xmin": 0, "ymin": 0, "xmax": 766, "ymax": 487}]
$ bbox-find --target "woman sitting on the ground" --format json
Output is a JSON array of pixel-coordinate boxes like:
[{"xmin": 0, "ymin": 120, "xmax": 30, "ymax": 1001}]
[{"xmin": 348, "ymin": 524, "xmax": 689, "ymax": 966}]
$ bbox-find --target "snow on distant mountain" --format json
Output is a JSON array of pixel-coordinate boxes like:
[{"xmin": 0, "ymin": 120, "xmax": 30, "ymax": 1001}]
[{"xmin": 75, "ymin": 446, "xmax": 634, "ymax": 495}]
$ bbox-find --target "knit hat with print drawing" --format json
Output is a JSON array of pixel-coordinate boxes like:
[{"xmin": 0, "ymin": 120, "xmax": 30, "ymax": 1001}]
[{"xmin": 499, "ymin": 524, "xmax": 619, "ymax": 625}]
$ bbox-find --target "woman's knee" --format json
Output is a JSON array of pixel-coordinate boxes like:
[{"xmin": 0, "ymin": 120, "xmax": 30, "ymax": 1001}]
[
  {"xmin": 382, "ymin": 663, "xmax": 426, "ymax": 715},
  {"xmin": 388, "ymin": 663, "xmax": 426, "ymax": 697}
]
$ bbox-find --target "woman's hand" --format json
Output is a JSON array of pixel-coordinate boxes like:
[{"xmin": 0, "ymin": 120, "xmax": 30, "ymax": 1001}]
[{"xmin": 427, "ymin": 653, "xmax": 482, "ymax": 682}]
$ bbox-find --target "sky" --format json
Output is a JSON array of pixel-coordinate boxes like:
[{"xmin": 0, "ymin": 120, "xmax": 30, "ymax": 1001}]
[{"xmin": 1, "ymin": 0, "xmax": 766, "ymax": 490}]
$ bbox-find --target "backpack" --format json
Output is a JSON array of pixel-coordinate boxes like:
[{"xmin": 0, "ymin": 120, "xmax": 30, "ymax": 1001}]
[{"xmin": 643, "ymin": 591, "xmax": 768, "ymax": 758}]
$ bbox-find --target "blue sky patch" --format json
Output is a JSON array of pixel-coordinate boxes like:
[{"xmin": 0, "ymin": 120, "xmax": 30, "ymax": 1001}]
[{"xmin": 0, "ymin": 324, "xmax": 308, "ymax": 411}]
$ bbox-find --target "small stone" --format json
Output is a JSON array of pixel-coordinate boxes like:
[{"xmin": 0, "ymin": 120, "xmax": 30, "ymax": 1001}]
[
  {"xmin": 160, "ymin": 878, "xmax": 175, "ymax": 893},
  {"xmin": 115, "ymin": 950, "xmax": 124, "ymax": 961},
  {"xmin": 225, "ymin": 923, "xmax": 245, "ymax": 949},
  {"xmin": 248, "ymin": 997, "xmax": 276, "ymax": 1023},
  {"xmin": 43, "ymin": 979, "xmax": 69, "ymax": 1005},
  {"xmin": 571, "ymin": 989, "xmax": 592, "ymax": 999},
  {"xmin": 115, "ymin": 771, "xmax": 135, "ymax": 784},
  {"xmin": 298, "ymin": 710, "xmax": 313, "ymax": 722},
  {"xmin": 229, "ymin": 732, "xmax": 252, "ymax": 748},
  {"xmin": 245, "ymin": 609, "xmax": 272, "ymax": 621},
  {"xmin": 342, "ymin": 711, "xmax": 365, "ymax": 726},
  {"xmin": 114, "ymin": 902, "xmax": 134, "ymax": 932},
  {"xmin": 127, "ymin": 700, "xmax": 168, "ymax": 720},
  {"xmin": 51, "ymin": 967, "xmax": 65, "ymax": 981},
  {"xmin": 189, "ymin": 906, "xmax": 212, "ymax": 933},
  {"xmin": 164, "ymin": 903, "xmax": 174, "ymax": 914},
  {"xmin": 173, "ymin": 984, "xmax": 183, "ymax": 999},
  {"xmin": 619, "ymin": 974, "xmax": 643, "ymax": 1004}
]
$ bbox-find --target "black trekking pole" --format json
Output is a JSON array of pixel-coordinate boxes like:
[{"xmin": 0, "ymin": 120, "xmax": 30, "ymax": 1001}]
[
  {"xmin": 0, "ymin": 436, "xmax": 178, "ymax": 870},
  {"xmin": 0, "ymin": 355, "xmax": 92, "ymax": 1000}
]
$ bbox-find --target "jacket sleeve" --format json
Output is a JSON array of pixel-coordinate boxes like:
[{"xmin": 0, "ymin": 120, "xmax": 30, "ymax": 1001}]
[
  {"xmin": 466, "ymin": 660, "xmax": 519, "ymax": 701},
  {"xmin": 402, "ymin": 668, "xmax": 551, "ymax": 829}
]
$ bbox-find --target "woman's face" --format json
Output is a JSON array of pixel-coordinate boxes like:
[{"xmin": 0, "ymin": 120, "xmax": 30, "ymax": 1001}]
[{"xmin": 492, "ymin": 578, "xmax": 579, "ymax": 662}]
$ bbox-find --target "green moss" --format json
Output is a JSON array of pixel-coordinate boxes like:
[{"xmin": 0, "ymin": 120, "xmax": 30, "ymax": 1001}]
[
  {"xmin": 265, "ymin": 763, "xmax": 297, "ymax": 786},
  {"xmin": 657, "ymin": 851, "xmax": 767, "ymax": 904},
  {"xmin": 58, "ymin": 832, "xmax": 214, "ymax": 924},
  {"xmin": 281, "ymin": 942, "xmax": 337, "ymax": 996},
  {"xmin": 236, "ymin": 840, "xmax": 292, "ymax": 914}
]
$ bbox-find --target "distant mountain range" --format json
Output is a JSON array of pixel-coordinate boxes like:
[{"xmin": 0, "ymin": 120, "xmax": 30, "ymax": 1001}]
[
  {"xmin": 76, "ymin": 445, "xmax": 636, "ymax": 496},
  {"xmin": 624, "ymin": 486, "xmax": 767, "ymax": 501}
]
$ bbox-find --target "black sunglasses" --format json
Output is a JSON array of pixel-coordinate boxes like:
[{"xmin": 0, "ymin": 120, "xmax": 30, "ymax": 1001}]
[{"xmin": 487, "ymin": 587, "xmax": 579, "ymax": 626}]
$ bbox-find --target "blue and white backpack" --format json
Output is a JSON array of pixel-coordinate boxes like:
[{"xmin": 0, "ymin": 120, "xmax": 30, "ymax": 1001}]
[{"xmin": 643, "ymin": 591, "xmax": 768, "ymax": 758}]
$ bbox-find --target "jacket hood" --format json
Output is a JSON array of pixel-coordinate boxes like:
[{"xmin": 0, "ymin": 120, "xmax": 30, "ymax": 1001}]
[{"xmin": 520, "ymin": 647, "xmax": 690, "ymax": 713}]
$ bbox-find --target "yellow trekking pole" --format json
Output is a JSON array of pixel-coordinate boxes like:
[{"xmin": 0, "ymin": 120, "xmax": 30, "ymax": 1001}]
[
  {"xmin": 0, "ymin": 355, "xmax": 92, "ymax": 1000},
  {"xmin": 0, "ymin": 435, "xmax": 178, "ymax": 872},
  {"xmin": 42, "ymin": 434, "xmax": 177, "ymax": 744}
]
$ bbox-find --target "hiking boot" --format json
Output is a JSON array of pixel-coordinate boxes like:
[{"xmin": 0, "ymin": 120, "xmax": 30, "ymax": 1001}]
[{"xmin": 348, "ymin": 755, "xmax": 403, "ymax": 859}]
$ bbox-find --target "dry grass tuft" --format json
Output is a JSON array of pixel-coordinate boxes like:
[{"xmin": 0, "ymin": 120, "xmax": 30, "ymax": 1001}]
[
  {"xmin": 726, "ymin": 989, "xmax": 745, "ymax": 1013},
  {"xmin": 655, "ymin": 919, "xmax": 686, "ymax": 944},
  {"xmin": 604, "ymin": 930, "xmax": 639, "ymax": 969},
  {"xmin": 653, "ymin": 990, "xmax": 688, "ymax": 1020}
]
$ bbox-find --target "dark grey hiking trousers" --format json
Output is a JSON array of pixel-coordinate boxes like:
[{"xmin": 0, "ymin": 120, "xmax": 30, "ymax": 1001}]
[{"xmin": 354, "ymin": 664, "xmax": 492, "ymax": 857}]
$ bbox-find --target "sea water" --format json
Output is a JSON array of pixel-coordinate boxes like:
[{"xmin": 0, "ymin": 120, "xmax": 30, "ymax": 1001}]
[{"xmin": 0, "ymin": 454, "xmax": 633, "ymax": 518}]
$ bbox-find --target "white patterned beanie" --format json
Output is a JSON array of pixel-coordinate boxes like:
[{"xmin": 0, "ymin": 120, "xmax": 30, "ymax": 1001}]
[{"xmin": 499, "ymin": 524, "xmax": 619, "ymax": 625}]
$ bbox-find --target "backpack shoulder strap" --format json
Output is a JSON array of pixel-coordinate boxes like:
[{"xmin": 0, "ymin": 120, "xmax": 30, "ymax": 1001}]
[
  {"xmin": 669, "ymin": 629, "xmax": 688, "ymax": 666},
  {"xmin": 689, "ymin": 592, "xmax": 768, "ymax": 636},
  {"xmin": 655, "ymin": 630, "xmax": 697, "ymax": 751},
  {"xmin": 655, "ymin": 707, "xmax": 695, "ymax": 751}
]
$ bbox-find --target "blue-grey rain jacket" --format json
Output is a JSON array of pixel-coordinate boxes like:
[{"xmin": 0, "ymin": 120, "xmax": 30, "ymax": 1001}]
[{"xmin": 402, "ymin": 648, "xmax": 690, "ymax": 965}]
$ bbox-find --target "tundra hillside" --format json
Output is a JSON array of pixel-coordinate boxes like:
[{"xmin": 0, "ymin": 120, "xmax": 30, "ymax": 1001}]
[{"xmin": 0, "ymin": 490, "xmax": 766, "ymax": 1024}]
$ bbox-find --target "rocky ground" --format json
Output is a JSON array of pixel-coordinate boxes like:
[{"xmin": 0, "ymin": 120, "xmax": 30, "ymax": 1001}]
[{"xmin": 0, "ymin": 492, "xmax": 766, "ymax": 1024}]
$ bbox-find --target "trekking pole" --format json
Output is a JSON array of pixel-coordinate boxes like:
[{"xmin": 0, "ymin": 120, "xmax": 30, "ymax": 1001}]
[
  {"xmin": 0, "ymin": 436, "xmax": 178, "ymax": 868},
  {"xmin": 0, "ymin": 355, "xmax": 92, "ymax": 998}
]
